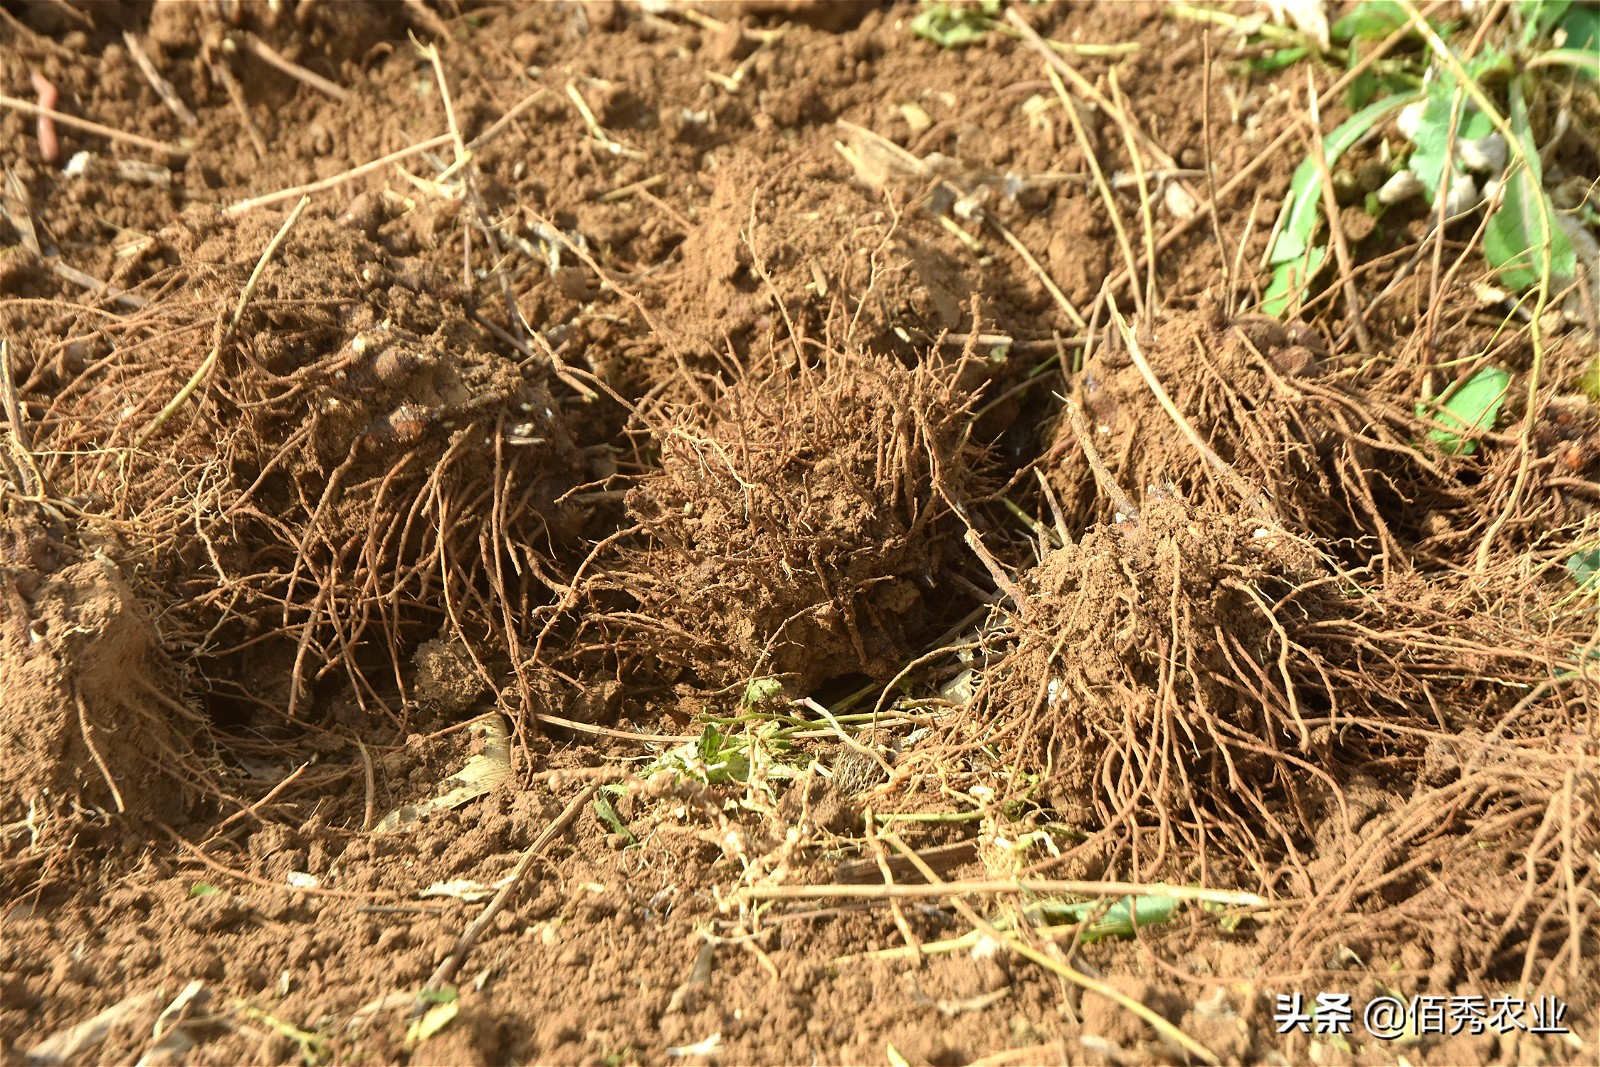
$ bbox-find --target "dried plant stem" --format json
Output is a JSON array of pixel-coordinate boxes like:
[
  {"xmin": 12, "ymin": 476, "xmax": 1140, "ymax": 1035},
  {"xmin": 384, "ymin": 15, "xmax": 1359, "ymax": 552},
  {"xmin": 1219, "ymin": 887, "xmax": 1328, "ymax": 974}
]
[
  {"xmin": 964, "ymin": 527, "xmax": 1027, "ymax": 607},
  {"xmin": 212, "ymin": 60, "xmax": 267, "ymax": 159},
  {"xmin": 864, "ymin": 810, "xmax": 924, "ymax": 960},
  {"xmin": 882, "ymin": 833, "xmax": 1223, "ymax": 1066},
  {"xmin": 797, "ymin": 698, "xmax": 896, "ymax": 780},
  {"xmin": 241, "ymin": 32, "xmax": 350, "ymax": 102},
  {"xmin": 1201, "ymin": 31, "xmax": 1234, "ymax": 310},
  {"xmin": 209, "ymin": 762, "xmax": 309, "ymax": 837},
  {"xmin": 122, "ymin": 31, "xmax": 198, "ymax": 128},
  {"xmin": 730, "ymin": 877, "xmax": 1264, "ymax": 909},
  {"xmin": 1048, "ymin": 67, "xmax": 1144, "ymax": 317},
  {"xmin": 987, "ymin": 217, "xmax": 1088, "ymax": 329},
  {"xmin": 0, "ymin": 92, "xmax": 184, "ymax": 157},
  {"xmin": 1107, "ymin": 70, "xmax": 1160, "ymax": 310},
  {"xmin": 1303, "ymin": 75, "xmax": 1372, "ymax": 351},
  {"xmin": 226, "ymin": 133, "xmax": 454, "ymax": 215},
  {"xmin": 418, "ymin": 783, "xmax": 599, "ymax": 1001}
]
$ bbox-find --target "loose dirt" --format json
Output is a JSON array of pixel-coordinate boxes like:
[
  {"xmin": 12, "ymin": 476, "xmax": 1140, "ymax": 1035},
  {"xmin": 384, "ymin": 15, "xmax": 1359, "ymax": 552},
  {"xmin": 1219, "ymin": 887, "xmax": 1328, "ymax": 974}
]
[{"xmin": 1, "ymin": 2, "xmax": 1596, "ymax": 1066}]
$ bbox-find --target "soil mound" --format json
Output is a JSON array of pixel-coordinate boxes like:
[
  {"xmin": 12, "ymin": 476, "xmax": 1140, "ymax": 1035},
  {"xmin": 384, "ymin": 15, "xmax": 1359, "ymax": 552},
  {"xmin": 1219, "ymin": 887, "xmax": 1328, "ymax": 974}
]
[{"xmin": 1, "ymin": 525, "xmax": 205, "ymax": 872}]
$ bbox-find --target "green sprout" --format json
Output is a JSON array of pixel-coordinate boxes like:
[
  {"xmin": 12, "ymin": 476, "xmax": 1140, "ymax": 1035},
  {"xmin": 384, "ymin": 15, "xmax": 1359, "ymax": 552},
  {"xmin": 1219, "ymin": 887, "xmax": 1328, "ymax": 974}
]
[{"xmin": 911, "ymin": 0, "xmax": 1001, "ymax": 48}]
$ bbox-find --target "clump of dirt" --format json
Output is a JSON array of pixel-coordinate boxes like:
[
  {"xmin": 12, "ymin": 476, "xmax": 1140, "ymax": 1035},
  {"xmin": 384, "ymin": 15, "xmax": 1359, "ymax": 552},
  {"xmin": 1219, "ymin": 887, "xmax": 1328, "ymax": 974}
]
[
  {"xmin": 0, "ymin": 522, "xmax": 207, "ymax": 870},
  {"xmin": 1051, "ymin": 302, "xmax": 1468, "ymax": 567},
  {"xmin": 635, "ymin": 147, "xmax": 1030, "ymax": 397},
  {"xmin": 605, "ymin": 349, "xmax": 989, "ymax": 691},
  {"xmin": 412, "ymin": 634, "xmax": 490, "ymax": 717},
  {"xmin": 21, "ymin": 208, "xmax": 588, "ymax": 722},
  {"xmin": 961, "ymin": 495, "xmax": 1354, "ymax": 876}
]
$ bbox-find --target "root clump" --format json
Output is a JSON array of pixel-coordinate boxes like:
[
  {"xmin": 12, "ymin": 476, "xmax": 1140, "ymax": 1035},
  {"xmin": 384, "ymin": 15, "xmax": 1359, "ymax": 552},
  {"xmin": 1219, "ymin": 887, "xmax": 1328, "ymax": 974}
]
[
  {"xmin": 1056, "ymin": 302, "xmax": 1466, "ymax": 566},
  {"xmin": 612, "ymin": 350, "xmax": 990, "ymax": 691},
  {"xmin": 967, "ymin": 496, "xmax": 1346, "ymax": 874},
  {"xmin": 25, "ymin": 211, "xmax": 589, "ymax": 720}
]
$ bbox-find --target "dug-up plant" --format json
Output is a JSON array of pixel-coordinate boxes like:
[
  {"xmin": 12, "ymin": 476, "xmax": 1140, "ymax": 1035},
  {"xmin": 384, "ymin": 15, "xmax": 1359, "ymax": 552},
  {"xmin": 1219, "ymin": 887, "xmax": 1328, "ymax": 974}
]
[
  {"xmin": 16, "ymin": 210, "xmax": 586, "ymax": 723},
  {"xmin": 592, "ymin": 349, "xmax": 991, "ymax": 693},
  {"xmin": 947, "ymin": 487, "xmax": 1570, "ymax": 886},
  {"xmin": 954, "ymin": 493, "xmax": 1344, "ymax": 882}
]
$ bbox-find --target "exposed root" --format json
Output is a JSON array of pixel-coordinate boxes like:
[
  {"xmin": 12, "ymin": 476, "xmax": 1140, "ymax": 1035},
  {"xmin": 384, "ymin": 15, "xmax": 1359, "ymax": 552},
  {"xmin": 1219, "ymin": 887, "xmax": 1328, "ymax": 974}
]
[{"xmin": 584, "ymin": 347, "xmax": 991, "ymax": 692}]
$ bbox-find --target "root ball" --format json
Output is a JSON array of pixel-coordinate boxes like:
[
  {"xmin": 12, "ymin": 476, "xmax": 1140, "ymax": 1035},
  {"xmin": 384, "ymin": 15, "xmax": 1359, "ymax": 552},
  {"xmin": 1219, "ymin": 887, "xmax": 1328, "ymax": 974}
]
[{"xmin": 618, "ymin": 351, "xmax": 989, "ymax": 690}]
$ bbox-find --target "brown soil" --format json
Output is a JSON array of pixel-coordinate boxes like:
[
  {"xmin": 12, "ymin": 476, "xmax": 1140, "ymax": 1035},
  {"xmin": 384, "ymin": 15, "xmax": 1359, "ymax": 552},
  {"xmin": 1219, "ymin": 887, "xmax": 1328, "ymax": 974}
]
[{"xmin": 1, "ymin": 2, "xmax": 1597, "ymax": 1066}]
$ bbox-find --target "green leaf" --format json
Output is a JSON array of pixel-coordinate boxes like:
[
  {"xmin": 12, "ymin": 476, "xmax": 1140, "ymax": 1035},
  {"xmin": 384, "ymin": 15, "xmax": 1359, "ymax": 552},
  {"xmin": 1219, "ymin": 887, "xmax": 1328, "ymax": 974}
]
[
  {"xmin": 1407, "ymin": 82, "xmax": 1496, "ymax": 199},
  {"xmin": 1485, "ymin": 81, "xmax": 1577, "ymax": 288},
  {"xmin": 1345, "ymin": 63, "xmax": 1418, "ymax": 110},
  {"xmin": 1556, "ymin": 3, "xmax": 1600, "ymax": 53},
  {"xmin": 741, "ymin": 676, "xmax": 785, "ymax": 710},
  {"xmin": 1332, "ymin": 1, "xmax": 1411, "ymax": 42},
  {"xmin": 1418, "ymin": 366, "xmax": 1511, "ymax": 454},
  {"xmin": 189, "ymin": 882, "xmax": 220, "ymax": 898},
  {"xmin": 593, "ymin": 792, "xmax": 636, "ymax": 844},
  {"xmin": 682, "ymin": 724, "xmax": 749, "ymax": 784},
  {"xmin": 1580, "ymin": 356, "xmax": 1600, "ymax": 401},
  {"xmin": 1026, "ymin": 893, "xmax": 1180, "ymax": 942},
  {"xmin": 1262, "ymin": 247, "xmax": 1328, "ymax": 317},
  {"xmin": 405, "ymin": 997, "xmax": 458, "ymax": 1048},
  {"xmin": 1332, "ymin": 2, "xmax": 1457, "ymax": 43},
  {"xmin": 1566, "ymin": 547, "xmax": 1600, "ymax": 589}
]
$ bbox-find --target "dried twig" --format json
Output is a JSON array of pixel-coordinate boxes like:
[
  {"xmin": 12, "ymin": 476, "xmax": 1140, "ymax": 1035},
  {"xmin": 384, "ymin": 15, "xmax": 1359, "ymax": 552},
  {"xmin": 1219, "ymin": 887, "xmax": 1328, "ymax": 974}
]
[
  {"xmin": 224, "ymin": 85, "xmax": 545, "ymax": 216},
  {"xmin": 226, "ymin": 134, "xmax": 453, "ymax": 215},
  {"xmin": 240, "ymin": 32, "xmax": 350, "ymax": 102},
  {"xmin": 418, "ymin": 783, "xmax": 599, "ymax": 1001},
  {"xmin": 211, "ymin": 60, "xmax": 266, "ymax": 159},
  {"xmin": 729, "ymin": 876, "xmax": 1266, "ymax": 909},
  {"xmin": 987, "ymin": 216, "xmax": 1088, "ymax": 330},
  {"xmin": 123, "ymin": 31, "xmax": 199, "ymax": 128},
  {"xmin": 73, "ymin": 680, "xmax": 125, "ymax": 813},
  {"xmin": 0, "ymin": 92, "xmax": 183, "ymax": 158},
  {"xmin": 1303, "ymin": 73, "xmax": 1371, "ymax": 351},
  {"xmin": 1047, "ymin": 66, "xmax": 1143, "ymax": 317}
]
